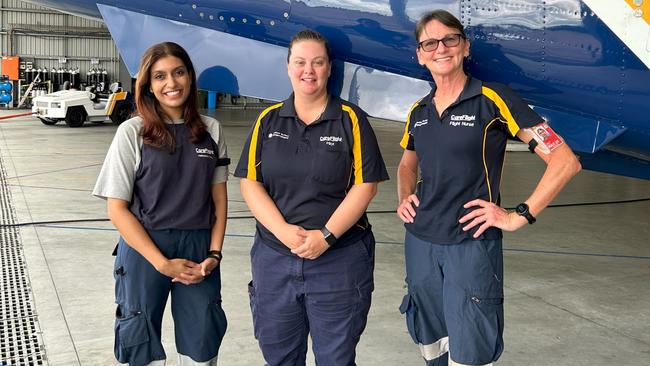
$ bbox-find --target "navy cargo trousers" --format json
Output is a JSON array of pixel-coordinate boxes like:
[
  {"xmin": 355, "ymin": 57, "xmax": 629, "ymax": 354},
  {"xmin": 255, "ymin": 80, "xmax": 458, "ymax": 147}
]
[
  {"xmin": 248, "ymin": 231, "xmax": 375, "ymax": 366},
  {"xmin": 113, "ymin": 229, "xmax": 227, "ymax": 366},
  {"xmin": 400, "ymin": 231, "xmax": 504, "ymax": 366}
]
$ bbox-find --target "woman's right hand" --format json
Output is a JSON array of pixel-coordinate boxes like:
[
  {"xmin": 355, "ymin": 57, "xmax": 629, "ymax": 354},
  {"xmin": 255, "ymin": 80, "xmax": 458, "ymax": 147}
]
[
  {"xmin": 157, "ymin": 258, "xmax": 204, "ymax": 285},
  {"xmin": 397, "ymin": 194, "xmax": 420, "ymax": 223},
  {"xmin": 277, "ymin": 224, "xmax": 308, "ymax": 250}
]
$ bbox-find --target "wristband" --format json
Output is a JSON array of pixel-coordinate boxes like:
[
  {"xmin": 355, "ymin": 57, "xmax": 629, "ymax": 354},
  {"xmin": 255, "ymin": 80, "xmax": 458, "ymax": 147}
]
[
  {"xmin": 207, "ymin": 250, "xmax": 223, "ymax": 261},
  {"xmin": 527, "ymin": 138, "xmax": 538, "ymax": 153}
]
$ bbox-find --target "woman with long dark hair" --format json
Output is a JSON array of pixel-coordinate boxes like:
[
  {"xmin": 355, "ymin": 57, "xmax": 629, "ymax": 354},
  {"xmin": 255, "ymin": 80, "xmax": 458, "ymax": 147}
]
[{"xmin": 94, "ymin": 42, "xmax": 229, "ymax": 365}]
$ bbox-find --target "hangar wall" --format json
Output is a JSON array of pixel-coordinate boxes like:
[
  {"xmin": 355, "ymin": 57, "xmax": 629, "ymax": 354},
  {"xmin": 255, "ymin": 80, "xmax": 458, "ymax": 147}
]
[{"xmin": 0, "ymin": 0, "xmax": 120, "ymax": 84}]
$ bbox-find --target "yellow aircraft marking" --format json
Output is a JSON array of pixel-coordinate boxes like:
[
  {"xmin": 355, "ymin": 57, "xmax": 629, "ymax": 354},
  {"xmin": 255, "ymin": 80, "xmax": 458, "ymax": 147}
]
[{"xmin": 624, "ymin": 0, "xmax": 650, "ymax": 26}]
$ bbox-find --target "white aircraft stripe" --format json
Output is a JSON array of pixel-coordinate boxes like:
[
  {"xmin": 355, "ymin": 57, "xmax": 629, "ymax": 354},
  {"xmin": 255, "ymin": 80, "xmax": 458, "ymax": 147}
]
[{"xmin": 583, "ymin": 0, "xmax": 650, "ymax": 68}]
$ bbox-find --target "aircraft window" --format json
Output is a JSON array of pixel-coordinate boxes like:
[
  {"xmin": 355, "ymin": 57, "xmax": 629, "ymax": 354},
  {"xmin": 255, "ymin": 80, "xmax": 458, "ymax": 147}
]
[
  {"xmin": 402, "ymin": 0, "xmax": 581, "ymax": 28},
  {"xmin": 295, "ymin": 0, "xmax": 392, "ymax": 16},
  {"xmin": 404, "ymin": 0, "xmax": 459, "ymax": 23}
]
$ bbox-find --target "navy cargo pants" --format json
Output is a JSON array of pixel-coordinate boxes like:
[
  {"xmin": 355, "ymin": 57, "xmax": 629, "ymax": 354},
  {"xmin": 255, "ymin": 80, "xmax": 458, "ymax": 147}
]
[
  {"xmin": 248, "ymin": 231, "xmax": 375, "ymax": 366},
  {"xmin": 113, "ymin": 229, "xmax": 227, "ymax": 366},
  {"xmin": 399, "ymin": 231, "xmax": 504, "ymax": 366}
]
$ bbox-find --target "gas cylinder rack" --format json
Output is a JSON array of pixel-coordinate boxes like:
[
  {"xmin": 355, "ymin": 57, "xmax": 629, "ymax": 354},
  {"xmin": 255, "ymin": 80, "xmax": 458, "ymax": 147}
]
[
  {"xmin": 16, "ymin": 65, "xmax": 112, "ymax": 108},
  {"xmin": 0, "ymin": 76, "xmax": 13, "ymax": 108}
]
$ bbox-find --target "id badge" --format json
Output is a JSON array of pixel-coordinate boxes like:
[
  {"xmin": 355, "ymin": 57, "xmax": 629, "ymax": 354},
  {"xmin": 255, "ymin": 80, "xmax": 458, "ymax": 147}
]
[{"xmin": 532, "ymin": 122, "xmax": 563, "ymax": 152}]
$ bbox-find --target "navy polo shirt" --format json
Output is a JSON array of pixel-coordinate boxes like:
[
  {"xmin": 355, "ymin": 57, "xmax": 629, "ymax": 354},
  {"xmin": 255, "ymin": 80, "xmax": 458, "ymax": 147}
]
[
  {"xmin": 93, "ymin": 116, "xmax": 230, "ymax": 230},
  {"xmin": 235, "ymin": 94, "xmax": 389, "ymax": 254},
  {"xmin": 400, "ymin": 76, "xmax": 543, "ymax": 244}
]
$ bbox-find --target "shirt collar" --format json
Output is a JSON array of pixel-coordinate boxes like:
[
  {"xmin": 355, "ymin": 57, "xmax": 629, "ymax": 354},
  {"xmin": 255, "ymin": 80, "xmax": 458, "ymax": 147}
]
[
  {"xmin": 278, "ymin": 93, "xmax": 343, "ymax": 122},
  {"xmin": 419, "ymin": 75, "xmax": 483, "ymax": 109}
]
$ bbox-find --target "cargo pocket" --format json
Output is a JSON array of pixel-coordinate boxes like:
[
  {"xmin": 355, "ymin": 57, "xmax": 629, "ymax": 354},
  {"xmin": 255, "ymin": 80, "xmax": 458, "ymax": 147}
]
[
  {"xmin": 114, "ymin": 305, "xmax": 149, "ymax": 363},
  {"xmin": 399, "ymin": 293, "xmax": 419, "ymax": 344},
  {"xmin": 248, "ymin": 281, "xmax": 259, "ymax": 339},
  {"xmin": 208, "ymin": 298, "xmax": 228, "ymax": 351},
  {"xmin": 461, "ymin": 292, "xmax": 504, "ymax": 364}
]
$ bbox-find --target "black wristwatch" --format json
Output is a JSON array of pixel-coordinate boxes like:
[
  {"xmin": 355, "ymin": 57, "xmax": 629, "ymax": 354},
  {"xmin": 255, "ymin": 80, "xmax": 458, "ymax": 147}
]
[
  {"xmin": 515, "ymin": 203, "xmax": 536, "ymax": 224},
  {"xmin": 207, "ymin": 250, "xmax": 223, "ymax": 261},
  {"xmin": 320, "ymin": 227, "xmax": 337, "ymax": 246},
  {"xmin": 527, "ymin": 138, "xmax": 538, "ymax": 153}
]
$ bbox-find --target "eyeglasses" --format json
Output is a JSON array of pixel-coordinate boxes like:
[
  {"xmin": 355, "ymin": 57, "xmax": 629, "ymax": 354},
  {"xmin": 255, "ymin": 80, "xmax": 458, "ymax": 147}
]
[{"xmin": 418, "ymin": 34, "xmax": 465, "ymax": 52}]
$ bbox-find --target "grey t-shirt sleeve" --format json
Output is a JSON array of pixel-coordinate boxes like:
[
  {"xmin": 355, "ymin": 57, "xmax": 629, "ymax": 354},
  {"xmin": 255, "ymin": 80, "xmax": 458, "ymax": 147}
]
[
  {"xmin": 203, "ymin": 115, "xmax": 229, "ymax": 184},
  {"xmin": 92, "ymin": 117, "xmax": 143, "ymax": 201}
]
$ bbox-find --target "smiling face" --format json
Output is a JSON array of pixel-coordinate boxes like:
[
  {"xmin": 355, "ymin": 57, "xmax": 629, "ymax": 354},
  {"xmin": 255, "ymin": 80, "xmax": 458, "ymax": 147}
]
[
  {"xmin": 149, "ymin": 55, "xmax": 191, "ymax": 119},
  {"xmin": 416, "ymin": 19, "xmax": 469, "ymax": 79},
  {"xmin": 287, "ymin": 40, "xmax": 331, "ymax": 99}
]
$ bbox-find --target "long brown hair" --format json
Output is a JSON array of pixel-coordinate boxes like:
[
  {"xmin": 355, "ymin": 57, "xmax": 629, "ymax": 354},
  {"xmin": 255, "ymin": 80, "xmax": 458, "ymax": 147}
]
[{"xmin": 135, "ymin": 42, "xmax": 205, "ymax": 150}]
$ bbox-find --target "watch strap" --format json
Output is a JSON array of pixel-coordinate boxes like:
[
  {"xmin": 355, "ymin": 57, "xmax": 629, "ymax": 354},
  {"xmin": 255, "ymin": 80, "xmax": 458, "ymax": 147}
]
[
  {"xmin": 516, "ymin": 203, "xmax": 536, "ymax": 224},
  {"xmin": 207, "ymin": 250, "xmax": 223, "ymax": 261},
  {"xmin": 320, "ymin": 227, "xmax": 337, "ymax": 246}
]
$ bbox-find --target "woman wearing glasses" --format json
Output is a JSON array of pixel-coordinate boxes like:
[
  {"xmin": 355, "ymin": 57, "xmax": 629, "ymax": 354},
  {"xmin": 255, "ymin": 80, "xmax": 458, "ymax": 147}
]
[
  {"xmin": 235, "ymin": 29, "xmax": 388, "ymax": 365},
  {"xmin": 397, "ymin": 10, "xmax": 580, "ymax": 366}
]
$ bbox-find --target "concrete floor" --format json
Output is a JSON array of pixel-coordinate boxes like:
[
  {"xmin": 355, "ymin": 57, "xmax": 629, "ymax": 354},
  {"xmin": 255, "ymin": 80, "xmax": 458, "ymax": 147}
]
[{"xmin": 0, "ymin": 108, "xmax": 649, "ymax": 366}]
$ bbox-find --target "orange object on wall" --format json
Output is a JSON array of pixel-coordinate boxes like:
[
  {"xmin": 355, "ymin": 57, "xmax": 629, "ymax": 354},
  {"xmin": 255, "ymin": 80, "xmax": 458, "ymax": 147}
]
[{"xmin": 1, "ymin": 56, "xmax": 20, "ymax": 80}]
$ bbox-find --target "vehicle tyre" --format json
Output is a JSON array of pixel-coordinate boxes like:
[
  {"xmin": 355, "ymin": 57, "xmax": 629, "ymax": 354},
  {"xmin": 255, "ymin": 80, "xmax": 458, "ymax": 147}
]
[
  {"xmin": 39, "ymin": 117, "xmax": 58, "ymax": 126},
  {"xmin": 110, "ymin": 100, "xmax": 134, "ymax": 125},
  {"xmin": 65, "ymin": 107, "xmax": 87, "ymax": 128}
]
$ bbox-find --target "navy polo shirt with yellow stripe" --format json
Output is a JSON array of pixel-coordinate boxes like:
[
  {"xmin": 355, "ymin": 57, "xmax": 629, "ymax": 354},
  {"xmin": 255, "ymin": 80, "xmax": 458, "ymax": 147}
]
[
  {"xmin": 235, "ymin": 94, "xmax": 389, "ymax": 254},
  {"xmin": 400, "ymin": 76, "xmax": 543, "ymax": 244}
]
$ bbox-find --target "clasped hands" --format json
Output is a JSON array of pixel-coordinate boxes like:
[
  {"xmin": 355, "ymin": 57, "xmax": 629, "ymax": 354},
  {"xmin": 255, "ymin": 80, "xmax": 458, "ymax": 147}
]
[
  {"xmin": 157, "ymin": 256, "xmax": 220, "ymax": 286},
  {"xmin": 278, "ymin": 224, "xmax": 329, "ymax": 260}
]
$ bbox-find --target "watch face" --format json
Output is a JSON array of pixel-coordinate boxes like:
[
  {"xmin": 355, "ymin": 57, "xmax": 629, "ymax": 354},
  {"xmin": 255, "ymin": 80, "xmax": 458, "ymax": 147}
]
[{"xmin": 516, "ymin": 203, "xmax": 528, "ymax": 215}]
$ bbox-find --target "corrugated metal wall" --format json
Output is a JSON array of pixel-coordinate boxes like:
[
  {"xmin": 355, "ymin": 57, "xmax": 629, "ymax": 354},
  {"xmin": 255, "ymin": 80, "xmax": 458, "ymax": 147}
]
[{"xmin": 0, "ymin": 0, "xmax": 120, "ymax": 84}]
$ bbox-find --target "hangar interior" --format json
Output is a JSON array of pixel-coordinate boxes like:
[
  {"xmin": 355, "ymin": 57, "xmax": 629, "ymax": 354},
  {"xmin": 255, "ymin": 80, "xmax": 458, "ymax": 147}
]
[{"xmin": 1, "ymin": 1, "xmax": 649, "ymax": 366}]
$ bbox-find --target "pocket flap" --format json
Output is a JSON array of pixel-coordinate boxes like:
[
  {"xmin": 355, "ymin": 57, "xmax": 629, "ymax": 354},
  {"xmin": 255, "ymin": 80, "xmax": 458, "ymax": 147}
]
[
  {"xmin": 118, "ymin": 311, "xmax": 149, "ymax": 348},
  {"xmin": 399, "ymin": 293, "xmax": 412, "ymax": 314}
]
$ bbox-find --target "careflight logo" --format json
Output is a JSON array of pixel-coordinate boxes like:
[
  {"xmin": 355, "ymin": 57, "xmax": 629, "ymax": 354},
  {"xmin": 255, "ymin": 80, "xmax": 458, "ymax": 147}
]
[
  {"xmin": 320, "ymin": 135, "xmax": 343, "ymax": 146},
  {"xmin": 449, "ymin": 114, "xmax": 476, "ymax": 127},
  {"xmin": 195, "ymin": 147, "xmax": 215, "ymax": 159}
]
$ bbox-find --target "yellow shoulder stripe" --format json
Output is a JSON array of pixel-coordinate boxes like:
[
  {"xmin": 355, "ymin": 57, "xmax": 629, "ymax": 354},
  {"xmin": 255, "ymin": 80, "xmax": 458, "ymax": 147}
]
[
  {"xmin": 400, "ymin": 99, "xmax": 423, "ymax": 149},
  {"xmin": 481, "ymin": 86, "xmax": 520, "ymax": 136},
  {"xmin": 342, "ymin": 105, "xmax": 363, "ymax": 184},
  {"xmin": 247, "ymin": 103, "xmax": 283, "ymax": 180}
]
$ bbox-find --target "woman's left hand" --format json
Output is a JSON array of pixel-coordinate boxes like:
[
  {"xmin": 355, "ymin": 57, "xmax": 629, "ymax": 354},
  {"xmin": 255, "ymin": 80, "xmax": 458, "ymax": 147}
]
[
  {"xmin": 199, "ymin": 257, "xmax": 220, "ymax": 277},
  {"xmin": 172, "ymin": 257, "xmax": 219, "ymax": 283},
  {"xmin": 291, "ymin": 230, "xmax": 329, "ymax": 260},
  {"xmin": 459, "ymin": 199, "xmax": 527, "ymax": 238}
]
